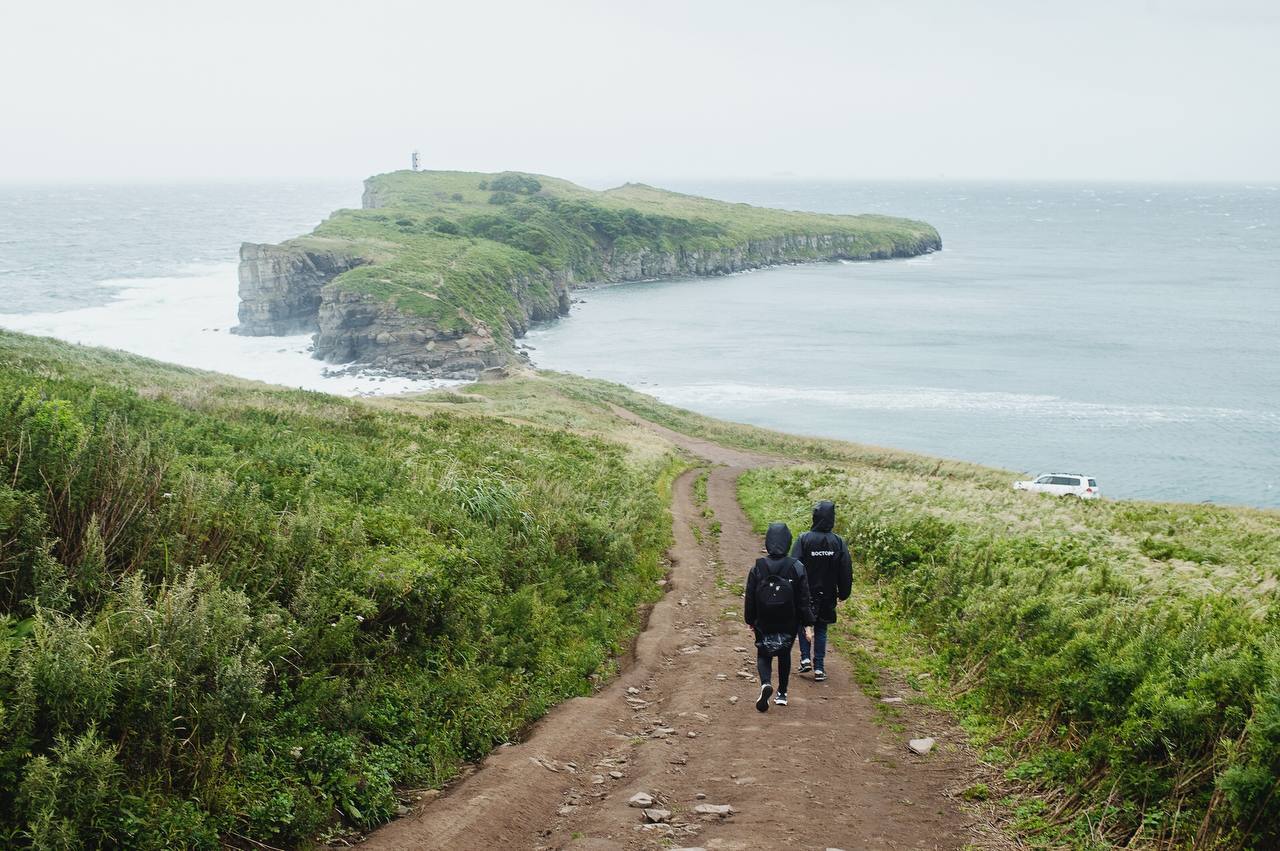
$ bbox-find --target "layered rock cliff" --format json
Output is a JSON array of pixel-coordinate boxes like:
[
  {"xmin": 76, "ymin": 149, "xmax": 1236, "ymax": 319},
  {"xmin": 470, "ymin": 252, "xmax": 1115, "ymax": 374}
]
[
  {"xmin": 596, "ymin": 232, "xmax": 910, "ymax": 281},
  {"xmin": 311, "ymin": 267, "xmax": 574, "ymax": 379},
  {"xmin": 234, "ymin": 243, "xmax": 370, "ymax": 336},
  {"xmin": 236, "ymin": 170, "xmax": 942, "ymax": 380}
]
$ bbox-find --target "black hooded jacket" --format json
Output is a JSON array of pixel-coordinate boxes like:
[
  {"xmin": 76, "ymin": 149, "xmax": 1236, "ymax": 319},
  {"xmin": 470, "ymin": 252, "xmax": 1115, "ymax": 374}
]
[
  {"xmin": 744, "ymin": 522, "xmax": 814, "ymax": 634},
  {"xmin": 790, "ymin": 501, "xmax": 852, "ymax": 624}
]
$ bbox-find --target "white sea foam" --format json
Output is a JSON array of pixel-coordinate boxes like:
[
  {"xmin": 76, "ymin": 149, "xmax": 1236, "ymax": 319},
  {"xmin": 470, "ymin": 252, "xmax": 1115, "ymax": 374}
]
[
  {"xmin": 652, "ymin": 383, "xmax": 1276, "ymax": 426},
  {"xmin": 0, "ymin": 264, "xmax": 458, "ymax": 397}
]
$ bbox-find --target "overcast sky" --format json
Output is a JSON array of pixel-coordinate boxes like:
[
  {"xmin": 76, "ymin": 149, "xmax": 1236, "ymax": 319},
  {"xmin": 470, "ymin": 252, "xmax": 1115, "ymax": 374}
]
[{"xmin": 2, "ymin": 0, "xmax": 1277, "ymax": 183}]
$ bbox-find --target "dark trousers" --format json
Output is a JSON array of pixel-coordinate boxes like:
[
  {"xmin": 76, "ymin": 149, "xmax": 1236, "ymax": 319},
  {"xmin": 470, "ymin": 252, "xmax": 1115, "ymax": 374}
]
[
  {"xmin": 798, "ymin": 621, "xmax": 829, "ymax": 669},
  {"xmin": 757, "ymin": 648, "xmax": 791, "ymax": 694}
]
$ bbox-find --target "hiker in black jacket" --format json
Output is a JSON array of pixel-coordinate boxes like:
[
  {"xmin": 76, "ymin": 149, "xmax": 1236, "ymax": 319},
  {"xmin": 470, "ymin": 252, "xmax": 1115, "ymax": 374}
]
[
  {"xmin": 791, "ymin": 500, "xmax": 853, "ymax": 682},
  {"xmin": 744, "ymin": 522, "xmax": 815, "ymax": 711}
]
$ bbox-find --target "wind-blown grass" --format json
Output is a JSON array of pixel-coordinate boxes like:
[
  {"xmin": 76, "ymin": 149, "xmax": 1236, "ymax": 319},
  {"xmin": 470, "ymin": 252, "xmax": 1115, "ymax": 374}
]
[
  {"xmin": 739, "ymin": 463, "xmax": 1280, "ymax": 848},
  {"xmin": 0, "ymin": 332, "xmax": 673, "ymax": 848}
]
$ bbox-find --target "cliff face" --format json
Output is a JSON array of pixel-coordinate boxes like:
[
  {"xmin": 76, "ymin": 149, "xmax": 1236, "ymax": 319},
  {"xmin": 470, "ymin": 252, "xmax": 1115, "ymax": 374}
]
[
  {"xmin": 298, "ymin": 232, "xmax": 931, "ymax": 379},
  {"xmin": 597, "ymin": 232, "xmax": 921, "ymax": 282},
  {"xmin": 312, "ymin": 268, "xmax": 573, "ymax": 380},
  {"xmin": 235, "ymin": 232, "xmax": 937, "ymax": 380},
  {"xmin": 234, "ymin": 243, "xmax": 369, "ymax": 336}
]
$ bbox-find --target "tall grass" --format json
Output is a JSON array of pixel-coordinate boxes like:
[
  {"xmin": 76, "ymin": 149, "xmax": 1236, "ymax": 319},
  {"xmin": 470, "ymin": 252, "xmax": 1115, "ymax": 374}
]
[
  {"xmin": 740, "ymin": 464, "xmax": 1280, "ymax": 849},
  {"xmin": 0, "ymin": 332, "xmax": 672, "ymax": 848}
]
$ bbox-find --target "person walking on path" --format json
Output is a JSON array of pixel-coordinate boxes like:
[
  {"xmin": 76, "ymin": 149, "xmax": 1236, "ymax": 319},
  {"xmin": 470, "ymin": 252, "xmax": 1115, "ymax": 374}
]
[
  {"xmin": 744, "ymin": 522, "xmax": 815, "ymax": 711},
  {"xmin": 792, "ymin": 500, "xmax": 852, "ymax": 682}
]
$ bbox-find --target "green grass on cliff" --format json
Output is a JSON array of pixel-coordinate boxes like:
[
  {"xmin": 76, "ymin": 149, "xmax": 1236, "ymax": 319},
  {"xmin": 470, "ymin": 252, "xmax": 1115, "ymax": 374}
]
[
  {"xmin": 0, "ymin": 332, "xmax": 675, "ymax": 848},
  {"xmin": 283, "ymin": 170, "xmax": 940, "ymax": 347}
]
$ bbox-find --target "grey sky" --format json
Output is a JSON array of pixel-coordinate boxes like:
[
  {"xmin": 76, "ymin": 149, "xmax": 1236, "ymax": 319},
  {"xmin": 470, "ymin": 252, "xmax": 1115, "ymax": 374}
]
[{"xmin": 2, "ymin": 0, "xmax": 1277, "ymax": 183}]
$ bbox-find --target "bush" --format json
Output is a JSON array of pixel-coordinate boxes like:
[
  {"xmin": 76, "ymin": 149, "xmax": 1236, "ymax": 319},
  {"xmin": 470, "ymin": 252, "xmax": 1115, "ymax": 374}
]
[
  {"xmin": 20, "ymin": 727, "xmax": 126, "ymax": 849},
  {"xmin": 488, "ymin": 172, "xmax": 542, "ymax": 195},
  {"xmin": 426, "ymin": 216, "xmax": 459, "ymax": 235}
]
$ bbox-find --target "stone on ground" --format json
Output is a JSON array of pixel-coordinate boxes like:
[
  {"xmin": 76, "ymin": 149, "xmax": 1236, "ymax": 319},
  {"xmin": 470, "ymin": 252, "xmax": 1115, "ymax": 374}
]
[
  {"xmin": 627, "ymin": 792, "xmax": 655, "ymax": 808},
  {"xmin": 693, "ymin": 803, "xmax": 734, "ymax": 816},
  {"xmin": 908, "ymin": 737, "xmax": 936, "ymax": 755}
]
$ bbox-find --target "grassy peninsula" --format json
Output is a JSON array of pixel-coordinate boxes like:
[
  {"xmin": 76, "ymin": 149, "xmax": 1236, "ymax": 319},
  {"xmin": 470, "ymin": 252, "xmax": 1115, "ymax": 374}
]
[
  {"xmin": 341, "ymin": 170, "xmax": 938, "ymax": 336},
  {"xmin": 237, "ymin": 171, "xmax": 940, "ymax": 377}
]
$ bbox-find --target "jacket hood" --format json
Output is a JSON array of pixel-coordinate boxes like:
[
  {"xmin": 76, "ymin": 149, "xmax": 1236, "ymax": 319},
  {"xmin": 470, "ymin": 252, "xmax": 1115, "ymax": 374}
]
[
  {"xmin": 811, "ymin": 500, "xmax": 836, "ymax": 533},
  {"xmin": 765, "ymin": 522, "xmax": 792, "ymax": 557}
]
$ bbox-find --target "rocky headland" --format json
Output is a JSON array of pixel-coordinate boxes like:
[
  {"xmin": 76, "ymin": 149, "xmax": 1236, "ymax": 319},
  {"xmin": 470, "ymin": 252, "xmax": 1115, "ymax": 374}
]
[{"xmin": 235, "ymin": 171, "xmax": 942, "ymax": 379}]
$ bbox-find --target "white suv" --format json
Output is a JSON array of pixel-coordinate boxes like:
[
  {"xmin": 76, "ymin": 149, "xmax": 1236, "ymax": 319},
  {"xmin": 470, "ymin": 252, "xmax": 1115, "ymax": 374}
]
[{"xmin": 1013, "ymin": 473, "xmax": 1100, "ymax": 499}]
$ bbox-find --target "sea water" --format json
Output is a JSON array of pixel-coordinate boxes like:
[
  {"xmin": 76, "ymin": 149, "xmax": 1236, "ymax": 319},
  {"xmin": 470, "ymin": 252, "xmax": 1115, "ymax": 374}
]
[
  {"xmin": 529, "ymin": 181, "xmax": 1280, "ymax": 507},
  {"xmin": 0, "ymin": 181, "xmax": 1276, "ymax": 506}
]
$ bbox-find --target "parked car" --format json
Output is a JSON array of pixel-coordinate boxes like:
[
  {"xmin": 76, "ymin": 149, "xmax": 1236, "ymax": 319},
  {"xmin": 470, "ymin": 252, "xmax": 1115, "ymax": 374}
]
[{"xmin": 1013, "ymin": 473, "xmax": 1100, "ymax": 499}]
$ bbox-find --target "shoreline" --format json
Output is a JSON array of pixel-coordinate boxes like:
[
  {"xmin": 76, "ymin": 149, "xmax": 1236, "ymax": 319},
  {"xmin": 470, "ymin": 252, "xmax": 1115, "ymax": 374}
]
[
  {"xmin": 0, "ymin": 279, "xmax": 1273, "ymax": 511},
  {"xmin": 1, "ymin": 262, "xmax": 1273, "ymax": 509}
]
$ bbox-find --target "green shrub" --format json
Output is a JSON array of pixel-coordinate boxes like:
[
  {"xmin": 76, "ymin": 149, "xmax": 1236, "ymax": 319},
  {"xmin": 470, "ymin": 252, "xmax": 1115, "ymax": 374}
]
[
  {"xmin": 20, "ymin": 727, "xmax": 124, "ymax": 849},
  {"xmin": 488, "ymin": 172, "xmax": 542, "ymax": 195}
]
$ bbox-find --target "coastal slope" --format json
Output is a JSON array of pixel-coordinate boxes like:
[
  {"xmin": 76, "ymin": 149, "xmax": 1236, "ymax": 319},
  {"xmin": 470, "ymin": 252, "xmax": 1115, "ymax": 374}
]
[
  {"xmin": 235, "ymin": 171, "xmax": 941, "ymax": 378},
  {"xmin": 2, "ymin": 331, "xmax": 1277, "ymax": 848}
]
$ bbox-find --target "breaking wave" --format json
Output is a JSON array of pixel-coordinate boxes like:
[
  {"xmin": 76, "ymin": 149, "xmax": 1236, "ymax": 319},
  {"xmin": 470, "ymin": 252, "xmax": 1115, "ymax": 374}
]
[
  {"xmin": 653, "ymin": 383, "xmax": 1278, "ymax": 427},
  {"xmin": 0, "ymin": 264, "xmax": 457, "ymax": 397}
]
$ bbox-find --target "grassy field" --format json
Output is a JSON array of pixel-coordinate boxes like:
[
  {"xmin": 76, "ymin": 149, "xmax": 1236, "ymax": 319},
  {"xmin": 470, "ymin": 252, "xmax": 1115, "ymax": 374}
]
[
  {"xmin": 0, "ymin": 333, "xmax": 677, "ymax": 848},
  {"xmin": 277, "ymin": 169, "xmax": 941, "ymax": 350}
]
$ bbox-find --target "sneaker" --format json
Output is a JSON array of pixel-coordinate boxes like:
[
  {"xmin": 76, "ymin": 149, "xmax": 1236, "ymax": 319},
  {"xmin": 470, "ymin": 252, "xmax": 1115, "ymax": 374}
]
[
  {"xmin": 774, "ymin": 692, "xmax": 788, "ymax": 706},
  {"xmin": 813, "ymin": 669, "xmax": 827, "ymax": 682},
  {"xmin": 756, "ymin": 682, "xmax": 773, "ymax": 712},
  {"xmin": 799, "ymin": 658, "xmax": 812, "ymax": 673}
]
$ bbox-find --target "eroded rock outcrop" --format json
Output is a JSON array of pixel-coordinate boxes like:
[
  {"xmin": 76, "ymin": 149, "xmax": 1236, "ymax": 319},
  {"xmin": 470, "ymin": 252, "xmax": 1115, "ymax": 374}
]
[
  {"xmin": 234, "ymin": 243, "xmax": 369, "ymax": 336},
  {"xmin": 314, "ymin": 289, "xmax": 508, "ymax": 380},
  {"xmin": 309, "ymin": 265, "xmax": 575, "ymax": 380}
]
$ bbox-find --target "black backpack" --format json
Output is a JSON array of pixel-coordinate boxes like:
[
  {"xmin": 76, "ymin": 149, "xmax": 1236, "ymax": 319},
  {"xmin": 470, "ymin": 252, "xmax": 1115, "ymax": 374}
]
[{"xmin": 754, "ymin": 558, "xmax": 795, "ymax": 621}]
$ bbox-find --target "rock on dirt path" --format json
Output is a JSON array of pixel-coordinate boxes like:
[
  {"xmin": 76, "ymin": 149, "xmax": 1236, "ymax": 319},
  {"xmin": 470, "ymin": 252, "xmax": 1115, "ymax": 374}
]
[{"xmin": 359, "ymin": 411, "xmax": 989, "ymax": 850}]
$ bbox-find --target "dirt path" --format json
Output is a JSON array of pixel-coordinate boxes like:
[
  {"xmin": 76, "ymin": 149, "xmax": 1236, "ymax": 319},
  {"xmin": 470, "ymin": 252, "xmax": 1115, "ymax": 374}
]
[{"xmin": 361, "ymin": 415, "xmax": 988, "ymax": 850}]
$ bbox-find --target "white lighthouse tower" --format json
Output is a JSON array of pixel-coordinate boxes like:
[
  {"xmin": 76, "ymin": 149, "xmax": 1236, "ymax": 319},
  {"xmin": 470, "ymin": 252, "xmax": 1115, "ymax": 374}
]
[{"xmin": 411, "ymin": 150, "xmax": 421, "ymax": 172}]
